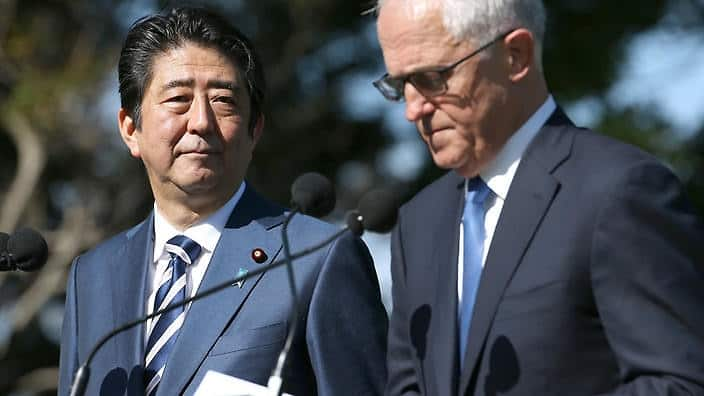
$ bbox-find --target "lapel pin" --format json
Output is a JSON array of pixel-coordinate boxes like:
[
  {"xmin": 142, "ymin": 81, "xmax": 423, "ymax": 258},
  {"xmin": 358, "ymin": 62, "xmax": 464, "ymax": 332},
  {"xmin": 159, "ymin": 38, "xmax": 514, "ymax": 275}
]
[
  {"xmin": 234, "ymin": 267, "xmax": 248, "ymax": 288},
  {"xmin": 251, "ymin": 248, "xmax": 267, "ymax": 264}
]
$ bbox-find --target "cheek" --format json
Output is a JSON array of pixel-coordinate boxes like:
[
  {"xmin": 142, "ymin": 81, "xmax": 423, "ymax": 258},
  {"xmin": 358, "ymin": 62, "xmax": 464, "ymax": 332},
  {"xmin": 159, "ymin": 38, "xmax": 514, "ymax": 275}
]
[
  {"xmin": 137, "ymin": 125, "xmax": 181, "ymax": 165},
  {"xmin": 222, "ymin": 130, "xmax": 256, "ymax": 166},
  {"xmin": 222, "ymin": 117, "xmax": 253, "ymax": 143},
  {"xmin": 142, "ymin": 105, "xmax": 186, "ymax": 140}
]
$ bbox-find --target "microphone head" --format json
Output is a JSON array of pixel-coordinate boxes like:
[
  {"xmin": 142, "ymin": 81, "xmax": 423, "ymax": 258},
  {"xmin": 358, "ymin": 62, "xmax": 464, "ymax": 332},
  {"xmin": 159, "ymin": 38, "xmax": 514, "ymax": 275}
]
[
  {"xmin": 291, "ymin": 172, "xmax": 336, "ymax": 218},
  {"xmin": 358, "ymin": 189, "xmax": 398, "ymax": 233},
  {"xmin": 8, "ymin": 227, "xmax": 48, "ymax": 272}
]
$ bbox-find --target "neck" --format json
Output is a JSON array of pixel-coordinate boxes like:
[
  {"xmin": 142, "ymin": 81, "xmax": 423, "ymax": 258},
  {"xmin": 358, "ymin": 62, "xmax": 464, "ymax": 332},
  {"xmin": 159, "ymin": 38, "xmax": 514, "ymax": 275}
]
[
  {"xmin": 154, "ymin": 188, "xmax": 235, "ymax": 231},
  {"xmin": 509, "ymin": 76, "xmax": 549, "ymax": 135}
]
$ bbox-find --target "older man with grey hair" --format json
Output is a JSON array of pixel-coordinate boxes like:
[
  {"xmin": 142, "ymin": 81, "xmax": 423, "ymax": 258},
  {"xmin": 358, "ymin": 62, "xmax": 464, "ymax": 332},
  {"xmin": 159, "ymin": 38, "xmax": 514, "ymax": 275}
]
[{"xmin": 373, "ymin": 0, "xmax": 704, "ymax": 395}]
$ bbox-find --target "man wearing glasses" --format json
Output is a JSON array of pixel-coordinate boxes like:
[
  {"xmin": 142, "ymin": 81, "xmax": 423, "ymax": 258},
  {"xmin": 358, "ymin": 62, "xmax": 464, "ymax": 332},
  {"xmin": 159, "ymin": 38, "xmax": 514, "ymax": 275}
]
[{"xmin": 374, "ymin": 0, "xmax": 704, "ymax": 395}]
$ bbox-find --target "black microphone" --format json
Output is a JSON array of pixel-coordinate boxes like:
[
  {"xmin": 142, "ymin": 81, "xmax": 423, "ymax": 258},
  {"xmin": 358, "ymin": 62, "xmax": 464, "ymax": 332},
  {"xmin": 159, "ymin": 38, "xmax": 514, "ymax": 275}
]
[
  {"xmin": 268, "ymin": 185, "xmax": 398, "ymax": 394},
  {"xmin": 0, "ymin": 227, "xmax": 49, "ymax": 272},
  {"xmin": 345, "ymin": 188, "xmax": 399, "ymax": 236},
  {"xmin": 290, "ymin": 172, "xmax": 335, "ymax": 218},
  {"xmin": 269, "ymin": 172, "xmax": 336, "ymax": 395}
]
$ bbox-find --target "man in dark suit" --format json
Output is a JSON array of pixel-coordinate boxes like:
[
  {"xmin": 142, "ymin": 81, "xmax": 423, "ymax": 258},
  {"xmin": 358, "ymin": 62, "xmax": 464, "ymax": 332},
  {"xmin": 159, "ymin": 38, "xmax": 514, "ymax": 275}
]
[
  {"xmin": 373, "ymin": 0, "xmax": 704, "ymax": 395},
  {"xmin": 58, "ymin": 7, "xmax": 388, "ymax": 396}
]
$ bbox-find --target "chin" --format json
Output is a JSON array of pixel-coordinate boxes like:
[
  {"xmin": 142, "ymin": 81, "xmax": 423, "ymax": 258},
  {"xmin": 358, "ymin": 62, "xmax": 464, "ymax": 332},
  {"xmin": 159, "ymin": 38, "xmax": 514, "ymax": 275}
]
[
  {"xmin": 177, "ymin": 173, "xmax": 221, "ymax": 192},
  {"xmin": 431, "ymin": 150, "xmax": 466, "ymax": 170}
]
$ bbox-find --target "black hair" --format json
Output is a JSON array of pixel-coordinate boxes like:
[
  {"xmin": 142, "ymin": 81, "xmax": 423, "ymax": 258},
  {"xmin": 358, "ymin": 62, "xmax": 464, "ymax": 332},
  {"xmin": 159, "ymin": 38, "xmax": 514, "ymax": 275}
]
[{"xmin": 118, "ymin": 7, "xmax": 265, "ymax": 133}]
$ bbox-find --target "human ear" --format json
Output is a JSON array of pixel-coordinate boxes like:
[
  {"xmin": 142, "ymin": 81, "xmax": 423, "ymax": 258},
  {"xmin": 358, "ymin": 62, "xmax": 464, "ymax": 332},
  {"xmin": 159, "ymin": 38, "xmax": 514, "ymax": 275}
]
[
  {"xmin": 118, "ymin": 108, "xmax": 141, "ymax": 158},
  {"xmin": 505, "ymin": 29, "xmax": 534, "ymax": 83}
]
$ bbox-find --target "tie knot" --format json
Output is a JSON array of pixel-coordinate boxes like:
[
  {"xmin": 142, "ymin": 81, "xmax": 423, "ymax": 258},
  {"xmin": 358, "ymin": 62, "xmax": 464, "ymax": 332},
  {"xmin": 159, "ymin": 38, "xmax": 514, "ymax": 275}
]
[
  {"xmin": 165, "ymin": 235, "xmax": 202, "ymax": 265},
  {"xmin": 466, "ymin": 177, "xmax": 491, "ymax": 205}
]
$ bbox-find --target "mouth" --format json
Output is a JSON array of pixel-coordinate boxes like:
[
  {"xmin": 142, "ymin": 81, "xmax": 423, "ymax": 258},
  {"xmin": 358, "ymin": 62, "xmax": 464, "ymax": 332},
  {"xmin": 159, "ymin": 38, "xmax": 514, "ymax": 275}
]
[
  {"xmin": 179, "ymin": 150, "xmax": 220, "ymax": 157},
  {"xmin": 423, "ymin": 126, "xmax": 451, "ymax": 136}
]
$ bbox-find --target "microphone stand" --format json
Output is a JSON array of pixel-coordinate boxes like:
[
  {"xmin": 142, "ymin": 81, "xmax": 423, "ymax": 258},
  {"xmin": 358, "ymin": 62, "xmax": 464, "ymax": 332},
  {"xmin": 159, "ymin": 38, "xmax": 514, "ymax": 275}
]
[
  {"xmin": 267, "ymin": 208, "xmax": 300, "ymax": 395},
  {"xmin": 69, "ymin": 226, "xmax": 349, "ymax": 396}
]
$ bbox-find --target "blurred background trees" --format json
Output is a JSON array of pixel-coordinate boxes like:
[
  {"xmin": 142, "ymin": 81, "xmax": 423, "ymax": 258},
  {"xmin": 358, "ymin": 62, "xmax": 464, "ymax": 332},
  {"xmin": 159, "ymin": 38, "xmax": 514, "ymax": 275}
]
[{"xmin": 1, "ymin": 0, "xmax": 702, "ymax": 394}]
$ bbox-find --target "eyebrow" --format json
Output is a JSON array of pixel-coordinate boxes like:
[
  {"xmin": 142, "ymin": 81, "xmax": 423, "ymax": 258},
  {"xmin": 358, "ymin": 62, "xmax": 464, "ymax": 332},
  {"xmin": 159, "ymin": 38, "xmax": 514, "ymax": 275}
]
[{"xmin": 160, "ymin": 78, "xmax": 240, "ymax": 93}]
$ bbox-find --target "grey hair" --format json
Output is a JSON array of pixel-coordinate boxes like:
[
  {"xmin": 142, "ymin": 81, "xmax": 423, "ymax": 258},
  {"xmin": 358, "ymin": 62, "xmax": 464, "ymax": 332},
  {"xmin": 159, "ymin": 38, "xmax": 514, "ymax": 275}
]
[{"xmin": 374, "ymin": 0, "xmax": 546, "ymax": 66}]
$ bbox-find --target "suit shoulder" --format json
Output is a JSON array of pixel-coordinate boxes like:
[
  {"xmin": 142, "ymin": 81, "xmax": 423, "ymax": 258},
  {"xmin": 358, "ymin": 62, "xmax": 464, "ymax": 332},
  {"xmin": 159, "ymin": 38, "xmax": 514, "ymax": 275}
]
[
  {"xmin": 74, "ymin": 219, "xmax": 148, "ymax": 269},
  {"xmin": 286, "ymin": 212, "xmax": 341, "ymax": 241},
  {"xmin": 551, "ymin": 127, "xmax": 691, "ymax": 217},
  {"xmin": 572, "ymin": 127, "xmax": 667, "ymax": 169}
]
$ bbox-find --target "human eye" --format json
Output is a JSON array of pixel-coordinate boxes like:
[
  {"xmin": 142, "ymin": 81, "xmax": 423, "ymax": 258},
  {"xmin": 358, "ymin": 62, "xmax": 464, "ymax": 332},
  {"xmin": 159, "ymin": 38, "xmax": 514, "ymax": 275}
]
[
  {"xmin": 410, "ymin": 71, "xmax": 445, "ymax": 93},
  {"xmin": 166, "ymin": 95, "xmax": 190, "ymax": 103},
  {"xmin": 161, "ymin": 92, "xmax": 192, "ymax": 112},
  {"xmin": 211, "ymin": 94, "xmax": 238, "ymax": 115},
  {"xmin": 213, "ymin": 95, "xmax": 236, "ymax": 105}
]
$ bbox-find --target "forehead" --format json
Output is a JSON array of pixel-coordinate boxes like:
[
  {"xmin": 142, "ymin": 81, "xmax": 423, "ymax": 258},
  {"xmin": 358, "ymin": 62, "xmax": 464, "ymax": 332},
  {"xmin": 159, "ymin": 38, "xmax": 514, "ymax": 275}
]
[
  {"xmin": 148, "ymin": 43, "xmax": 243, "ymax": 88},
  {"xmin": 377, "ymin": 0, "xmax": 468, "ymax": 75}
]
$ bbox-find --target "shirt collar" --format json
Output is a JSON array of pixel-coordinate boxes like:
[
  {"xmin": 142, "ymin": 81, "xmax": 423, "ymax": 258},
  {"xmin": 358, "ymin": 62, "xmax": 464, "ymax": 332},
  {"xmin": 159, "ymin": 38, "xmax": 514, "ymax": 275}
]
[
  {"xmin": 152, "ymin": 181, "xmax": 247, "ymax": 262},
  {"xmin": 479, "ymin": 95, "xmax": 556, "ymax": 200}
]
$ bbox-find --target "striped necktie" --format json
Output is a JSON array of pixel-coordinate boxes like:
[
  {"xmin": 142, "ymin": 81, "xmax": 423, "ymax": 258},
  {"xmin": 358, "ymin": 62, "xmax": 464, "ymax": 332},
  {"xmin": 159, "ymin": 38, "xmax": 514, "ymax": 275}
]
[
  {"xmin": 144, "ymin": 235, "xmax": 201, "ymax": 396},
  {"xmin": 458, "ymin": 177, "xmax": 491, "ymax": 366}
]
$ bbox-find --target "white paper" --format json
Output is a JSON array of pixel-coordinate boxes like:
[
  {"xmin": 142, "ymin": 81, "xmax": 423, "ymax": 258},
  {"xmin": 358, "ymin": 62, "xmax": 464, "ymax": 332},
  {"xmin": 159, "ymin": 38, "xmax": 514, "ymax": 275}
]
[{"xmin": 194, "ymin": 370, "xmax": 293, "ymax": 396}]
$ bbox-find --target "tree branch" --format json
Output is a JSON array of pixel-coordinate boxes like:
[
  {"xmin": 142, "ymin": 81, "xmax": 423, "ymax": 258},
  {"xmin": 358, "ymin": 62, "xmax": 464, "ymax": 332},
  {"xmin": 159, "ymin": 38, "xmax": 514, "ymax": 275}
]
[
  {"xmin": 0, "ymin": 110, "xmax": 46, "ymax": 232},
  {"xmin": 10, "ymin": 206, "xmax": 104, "ymax": 332}
]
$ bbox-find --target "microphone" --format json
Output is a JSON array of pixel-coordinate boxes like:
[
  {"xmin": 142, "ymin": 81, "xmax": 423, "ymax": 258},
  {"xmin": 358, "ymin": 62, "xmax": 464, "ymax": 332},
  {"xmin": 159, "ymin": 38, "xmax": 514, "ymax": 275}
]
[
  {"xmin": 269, "ymin": 172, "xmax": 336, "ymax": 395},
  {"xmin": 345, "ymin": 188, "xmax": 399, "ymax": 236},
  {"xmin": 267, "ymin": 186, "xmax": 398, "ymax": 395},
  {"xmin": 289, "ymin": 172, "xmax": 335, "ymax": 218},
  {"xmin": 69, "ymin": 184, "xmax": 397, "ymax": 396},
  {"xmin": 0, "ymin": 227, "xmax": 49, "ymax": 272}
]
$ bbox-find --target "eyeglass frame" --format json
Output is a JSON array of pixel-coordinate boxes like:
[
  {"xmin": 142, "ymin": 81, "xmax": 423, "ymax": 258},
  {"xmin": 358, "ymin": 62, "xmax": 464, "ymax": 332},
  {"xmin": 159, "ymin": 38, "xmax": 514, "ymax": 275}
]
[{"xmin": 373, "ymin": 28, "xmax": 516, "ymax": 102}]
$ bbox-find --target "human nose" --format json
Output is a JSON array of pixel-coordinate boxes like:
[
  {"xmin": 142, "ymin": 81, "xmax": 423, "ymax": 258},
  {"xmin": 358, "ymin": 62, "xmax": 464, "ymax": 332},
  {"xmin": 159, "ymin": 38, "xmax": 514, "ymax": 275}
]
[
  {"xmin": 187, "ymin": 96, "xmax": 215, "ymax": 134},
  {"xmin": 404, "ymin": 84, "xmax": 435, "ymax": 122}
]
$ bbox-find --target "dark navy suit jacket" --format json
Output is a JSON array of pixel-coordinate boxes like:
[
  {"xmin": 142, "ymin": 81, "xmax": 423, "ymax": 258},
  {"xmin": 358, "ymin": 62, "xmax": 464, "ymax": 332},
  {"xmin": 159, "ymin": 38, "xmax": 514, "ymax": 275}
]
[
  {"xmin": 59, "ymin": 185, "xmax": 388, "ymax": 396},
  {"xmin": 386, "ymin": 109, "xmax": 704, "ymax": 395}
]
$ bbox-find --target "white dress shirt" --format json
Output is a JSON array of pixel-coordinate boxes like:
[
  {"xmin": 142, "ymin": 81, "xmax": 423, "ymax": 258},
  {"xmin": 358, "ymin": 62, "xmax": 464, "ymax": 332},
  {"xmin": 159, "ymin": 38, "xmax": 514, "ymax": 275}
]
[
  {"xmin": 145, "ymin": 181, "xmax": 246, "ymax": 339},
  {"xmin": 457, "ymin": 96, "xmax": 557, "ymax": 304}
]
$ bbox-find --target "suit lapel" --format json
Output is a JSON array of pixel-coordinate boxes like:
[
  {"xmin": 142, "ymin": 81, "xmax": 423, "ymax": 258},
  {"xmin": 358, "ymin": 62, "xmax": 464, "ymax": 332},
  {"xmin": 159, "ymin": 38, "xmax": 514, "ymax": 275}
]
[
  {"xmin": 428, "ymin": 173, "xmax": 465, "ymax": 396},
  {"xmin": 459, "ymin": 109, "xmax": 575, "ymax": 393},
  {"xmin": 158, "ymin": 186, "xmax": 285, "ymax": 395},
  {"xmin": 109, "ymin": 216, "xmax": 152, "ymax": 375}
]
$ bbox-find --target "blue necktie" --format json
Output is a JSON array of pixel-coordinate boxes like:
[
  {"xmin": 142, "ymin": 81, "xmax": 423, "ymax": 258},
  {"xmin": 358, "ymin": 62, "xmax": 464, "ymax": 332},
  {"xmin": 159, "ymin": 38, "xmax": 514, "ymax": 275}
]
[
  {"xmin": 458, "ymin": 177, "xmax": 491, "ymax": 365},
  {"xmin": 144, "ymin": 235, "xmax": 201, "ymax": 396}
]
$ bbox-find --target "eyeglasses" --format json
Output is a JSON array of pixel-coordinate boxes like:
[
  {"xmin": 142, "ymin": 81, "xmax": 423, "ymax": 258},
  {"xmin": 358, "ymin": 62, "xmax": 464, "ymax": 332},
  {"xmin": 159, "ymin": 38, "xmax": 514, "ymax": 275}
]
[{"xmin": 373, "ymin": 29, "xmax": 515, "ymax": 102}]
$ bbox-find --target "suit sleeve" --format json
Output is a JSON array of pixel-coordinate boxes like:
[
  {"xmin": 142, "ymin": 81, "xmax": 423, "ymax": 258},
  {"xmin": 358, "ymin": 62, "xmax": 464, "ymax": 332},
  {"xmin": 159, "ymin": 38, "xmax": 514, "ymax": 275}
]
[
  {"xmin": 592, "ymin": 161, "xmax": 704, "ymax": 395},
  {"xmin": 385, "ymin": 215, "xmax": 421, "ymax": 396},
  {"xmin": 58, "ymin": 257, "xmax": 80, "ymax": 396},
  {"xmin": 306, "ymin": 232, "xmax": 389, "ymax": 396}
]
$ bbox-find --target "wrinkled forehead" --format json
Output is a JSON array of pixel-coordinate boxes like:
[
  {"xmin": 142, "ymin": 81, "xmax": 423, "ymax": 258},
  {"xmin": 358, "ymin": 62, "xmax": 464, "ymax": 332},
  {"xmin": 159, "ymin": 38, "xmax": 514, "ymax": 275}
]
[
  {"xmin": 377, "ymin": 0, "xmax": 462, "ymax": 72},
  {"xmin": 143, "ymin": 43, "xmax": 247, "ymax": 97}
]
